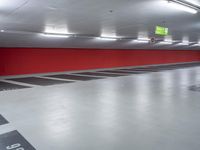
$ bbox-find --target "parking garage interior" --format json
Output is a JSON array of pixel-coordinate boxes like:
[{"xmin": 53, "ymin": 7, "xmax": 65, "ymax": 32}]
[{"xmin": 1, "ymin": 0, "xmax": 200, "ymax": 150}]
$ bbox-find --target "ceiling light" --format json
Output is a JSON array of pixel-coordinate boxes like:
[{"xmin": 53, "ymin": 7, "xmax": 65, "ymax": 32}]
[
  {"xmin": 42, "ymin": 33, "xmax": 70, "ymax": 38},
  {"xmin": 159, "ymin": 36, "xmax": 173, "ymax": 45},
  {"xmin": 191, "ymin": 44, "xmax": 200, "ymax": 47},
  {"xmin": 44, "ymin": 25, "xmax": 70, "ymax": 34},
  {"xmin": 177, "ymin": 41, "xmax": 190, "ymax": 45},
  {"xmin": 133, "ymin": 40, "xmax": 149, "ymax": 43},
  {"xmin": 159, "ymin": 41, "xmax": 173, "ymax": 45},
  {"xmin": 0, "ymin": 30, "xmax": 5, "ymax": 32},
  {"xmin": 168, "ymin": 0, "xmax": 199, "ymax": 14},
  {"xmin": 96, "ymin": 37, "xmax": 118, "ymax": 41},
  {"xmin": 138, "ymin": 37, "xmax": 150, "ymax": 41},
  {"xmin": 98, "ymin": 32, "xmax": 120, "ymax": 40},
  {"xmin": 133, "ymin": 37, "xmax": 150, "ymax": 43},
  {"xmin": 191, "ymin": 42, "xmax": 200, "ymax": 46},
  {"xmin": 159, "ymin": 40, "xmax": 173, "ymax": 45}
]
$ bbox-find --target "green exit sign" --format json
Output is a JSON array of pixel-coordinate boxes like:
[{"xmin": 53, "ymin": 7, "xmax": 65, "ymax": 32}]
[{"xmin": 155, "ymin": 26, "xmax": 168, "ymax": 36}]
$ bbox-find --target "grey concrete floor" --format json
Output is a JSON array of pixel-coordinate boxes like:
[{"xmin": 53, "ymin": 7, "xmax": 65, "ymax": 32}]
[{"xmin": 1, "ymin": 67, "xmax": 200, "ymax": 150}]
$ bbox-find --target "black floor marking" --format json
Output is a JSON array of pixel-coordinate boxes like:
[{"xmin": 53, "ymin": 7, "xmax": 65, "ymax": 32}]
[
  {"xmin": 0, "ymin": 81, "xmax": 30, "ymax": 92},
  {"xmin": 152, "ymin": 67, "xmax": 175, "ymax": 70},
  {"xmin": 0, "ymin": 130, "xmax": 36, "ymax": 150},
  {"xmin": 0, "ymin": 115, "xmax": 9, "ymax": 126},
  {"xmin": 149, "ymin": 66, "xmax": 179, "ymax": 70},
  {"xmin": 125, "ymin": 68, "xmax": 159, "ymax": 72},
  {"xmin": 97, "ymin": 71, "xmax": 131, "ymax": 75},
  {"xmin": 72, "ymin": 72, "xmax": 124, "ymax": 77},
  {"xmin": 118, "ymin": 69, "xmax": 149, "ymax": 72},
  {"xmin": 44, "ymin": 74, "xmax": 103, "ymax": 81},
  {"xmin": 144, "ymin": 68, "xmax": 174, "ymax": 71},
  {"xmin": 114, "ymin": 69, "xmax": 147, "ymax": 74},
  {"xmin": 98, "ymin": 70, "xmax": 134, "ymax": 74},
  {"xmin": 7, "ymin": 77, "xmax": 73, "ymax": 86}
]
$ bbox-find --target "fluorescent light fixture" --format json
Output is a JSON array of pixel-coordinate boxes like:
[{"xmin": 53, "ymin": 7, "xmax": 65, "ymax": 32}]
[
  {"xmin": 159, "ymin": 41, "xmax": 173, "ymax": 45},
  {"xmin": 44, "ymin": 26, "xmax": 71, "ymax": 35},
  {"xmin": 182, "ymin": 41, "xmax": 190, "ymax": 45},
  {"xmin": 133, "ymin": 37, "xmax": 150, "ymax": 43},
  {"xmin": 177, "ymin": 41, "xmax": 190, "ymax": 45},
  {"xmin": 133, "ymin": 40, "xmax": 149, "ymax": 43},
  {"xmin": 168, "ymin": 0, "xmax": 199, "ymax": 14},
  {"xmin": 97, "ymin": 32, "xmax": 120, "ymax": 40},
  {"xmin": 42, "ymin": 33, "xmax": 70, "ymax": 38},
  {"xmin": 191, "ymin": 42, "xmax": 200, "ymax": 46},
  {"xmin": 138, "ymin": 37, "xmax": 150, "ymax": 41},
  {"xmin": 0, "ymin": 30, "xmax": 5, "ymax": 32},
  {"xmin": 159, "ymin": 36, "xmax": 173, "ymax": 45},
  {"xmin": 96, "ymin": 37, "xmax": 118, "ymax": 41},
  {"xmin": 159, "ymin": 40, "xmax": 173, "ymax": 45},
  {"xmin": 191, "ymin": 44, "xmax": 200, "ymax": 47}
]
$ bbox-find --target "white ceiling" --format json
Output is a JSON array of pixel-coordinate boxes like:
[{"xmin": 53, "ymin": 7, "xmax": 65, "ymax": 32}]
[{"xmin": 0, "ymin": 0, "xmax": 200, "ymax": 49}]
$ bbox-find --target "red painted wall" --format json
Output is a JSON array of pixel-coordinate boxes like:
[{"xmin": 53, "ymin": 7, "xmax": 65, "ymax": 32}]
[{"xmin": 0, "ymin": 48, "xmax": 200, "ymax": 76}]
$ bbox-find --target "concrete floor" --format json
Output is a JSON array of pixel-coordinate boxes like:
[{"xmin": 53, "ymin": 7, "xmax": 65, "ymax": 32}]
[{"xmin": 0, "ymin": 66, "xmax": 200, "ymax": 150}]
